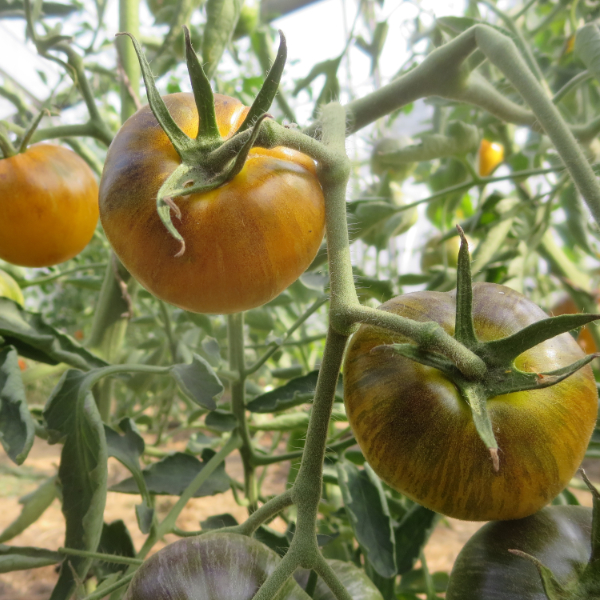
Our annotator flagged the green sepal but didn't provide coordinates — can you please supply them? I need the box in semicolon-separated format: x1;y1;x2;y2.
483;314;600;367
485;354;599;398
183;26;220;141
370;343;457;377
454;225;477;346
238;30;287;133
116;32;192;157
508;550;572;600
461;383;499;471
155;115;270;253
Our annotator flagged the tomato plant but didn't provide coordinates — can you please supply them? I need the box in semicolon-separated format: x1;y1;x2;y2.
0;144;99;267
4;1;600;600
343;282;598;521
446;505;594;599
99;93;325;315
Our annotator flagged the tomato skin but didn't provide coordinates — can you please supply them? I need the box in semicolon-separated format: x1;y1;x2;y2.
99;93;326;315
446;505;592;599
343;282;598;521
124;532;310;600
0;144;99;267
478;139;504;177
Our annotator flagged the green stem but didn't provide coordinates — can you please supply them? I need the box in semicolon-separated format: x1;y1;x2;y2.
134;433;242;563
553;71;592;104
59;547;142;566
474;25;600;226
236;489;294;535
228;313;258;513
0;127;17;157
314;555;354;600
246;296;328;375
158;300;178;363
79;572;135;600
21;263;107;288
118;0;140;123
479;1;547;90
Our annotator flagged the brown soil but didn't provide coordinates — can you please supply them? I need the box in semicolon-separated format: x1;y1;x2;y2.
0;437;597;600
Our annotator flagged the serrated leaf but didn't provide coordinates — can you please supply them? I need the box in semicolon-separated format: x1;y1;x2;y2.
0;346;34;464
0;545;61;572
171;353;223;410
0;299;107;370
0;476;57;543
395;505;438;574
43;369;107;600
336;461;396;578
95;520;136;579
110;450;229;497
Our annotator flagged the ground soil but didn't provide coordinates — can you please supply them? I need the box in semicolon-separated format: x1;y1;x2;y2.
0;437;597;600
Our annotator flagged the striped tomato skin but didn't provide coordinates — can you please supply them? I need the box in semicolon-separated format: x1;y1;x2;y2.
343;282;597;521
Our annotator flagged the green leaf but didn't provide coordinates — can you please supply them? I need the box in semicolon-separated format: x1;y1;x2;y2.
0;545;61;573
43;370;108;600
336;461;397;578
202;0;243;79
0;299;107;370
171;353;224;410
205;409;237;431
576;24;600;82
247;371;342;413
0;476;57;543
104;419;154;534
398;569;449;593
395;505;439;574
95;520;136;579
0;346;34;464
110;449;230;497
255;525;290;557
200;513;238;530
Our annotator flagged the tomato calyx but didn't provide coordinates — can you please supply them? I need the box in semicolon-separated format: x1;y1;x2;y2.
507;473;600;600
119;27;288;255
372;226;600;471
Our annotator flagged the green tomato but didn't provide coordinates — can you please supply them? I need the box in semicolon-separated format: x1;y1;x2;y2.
446;505;594;599
420;234;466;272
124;532;311;600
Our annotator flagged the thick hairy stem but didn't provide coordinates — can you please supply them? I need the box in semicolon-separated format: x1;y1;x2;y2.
314;555;354;600
236;490;294;535
474;25;600;226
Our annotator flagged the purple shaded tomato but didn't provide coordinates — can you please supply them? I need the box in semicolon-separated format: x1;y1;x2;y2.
343;282;598;521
